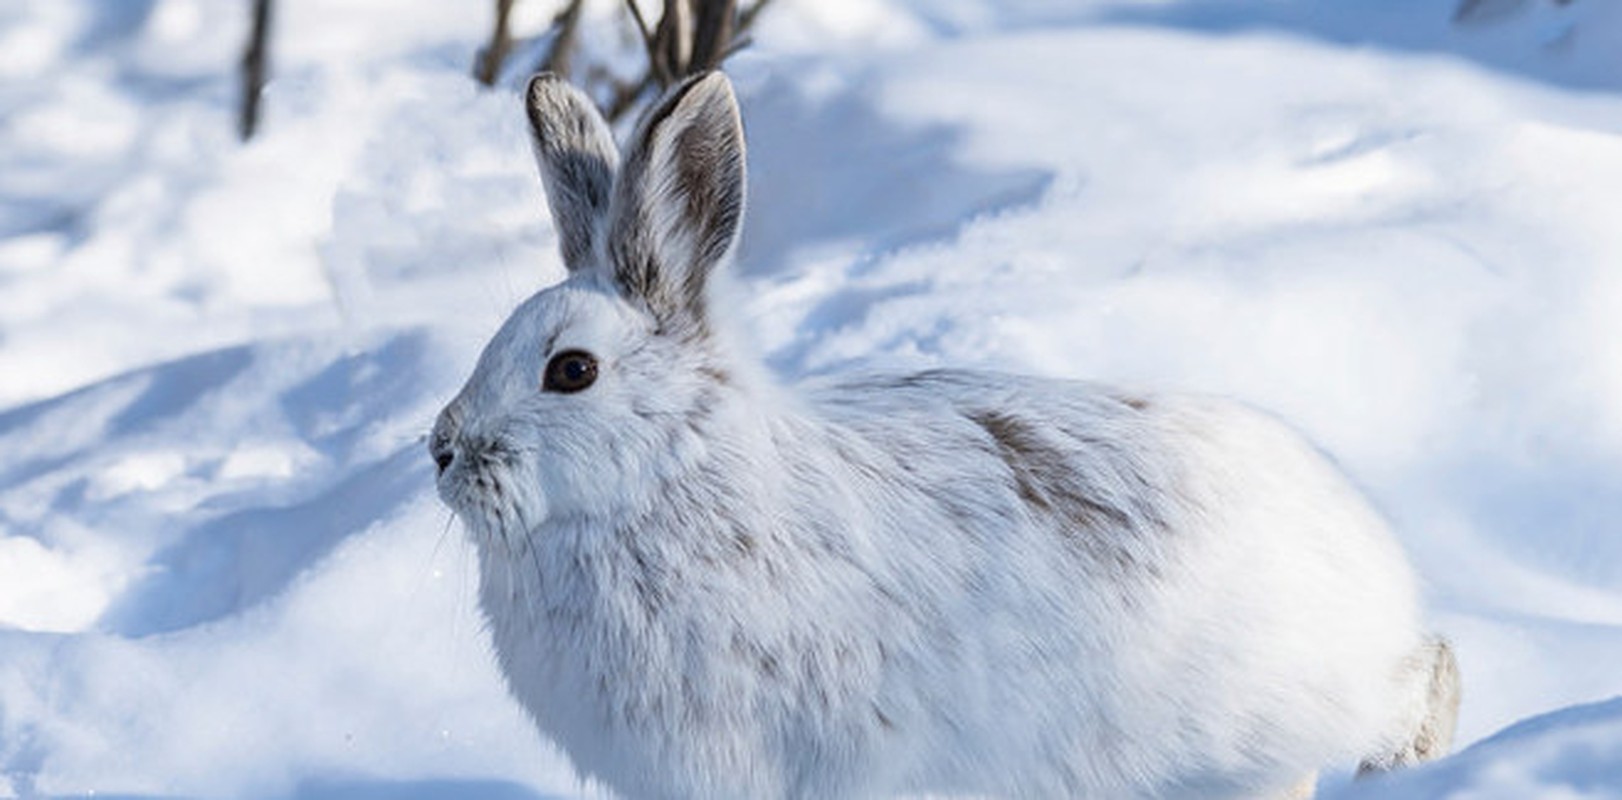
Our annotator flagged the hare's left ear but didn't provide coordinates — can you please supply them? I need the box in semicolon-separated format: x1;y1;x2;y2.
606;71;745;332
526;73;619;273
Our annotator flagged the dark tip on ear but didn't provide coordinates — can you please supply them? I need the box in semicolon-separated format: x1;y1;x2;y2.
683;71;737;111
524;73;577;132
526;72;561;97
646;71;732;123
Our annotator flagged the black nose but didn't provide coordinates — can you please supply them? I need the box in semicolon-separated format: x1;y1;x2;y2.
431;439;454;475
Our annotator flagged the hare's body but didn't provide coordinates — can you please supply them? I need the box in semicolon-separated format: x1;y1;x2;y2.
435;73;1459;799
472;369;1431;798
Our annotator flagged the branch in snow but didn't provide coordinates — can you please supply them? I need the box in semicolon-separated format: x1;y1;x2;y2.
239;0;273;141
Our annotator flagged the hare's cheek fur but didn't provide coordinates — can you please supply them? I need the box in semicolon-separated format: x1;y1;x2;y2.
440;347;721;527
432;416;547;539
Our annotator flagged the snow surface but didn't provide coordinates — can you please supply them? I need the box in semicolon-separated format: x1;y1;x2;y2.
2;0;1622;796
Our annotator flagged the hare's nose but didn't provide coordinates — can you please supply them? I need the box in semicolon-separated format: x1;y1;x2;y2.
430;436;455;476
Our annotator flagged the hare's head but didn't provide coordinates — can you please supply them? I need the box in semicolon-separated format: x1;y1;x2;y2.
432;72;746;535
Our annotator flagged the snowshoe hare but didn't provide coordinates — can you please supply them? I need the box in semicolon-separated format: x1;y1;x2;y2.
431;72;1461;799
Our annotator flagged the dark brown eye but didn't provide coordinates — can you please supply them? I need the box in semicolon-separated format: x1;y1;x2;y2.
543;350;599;393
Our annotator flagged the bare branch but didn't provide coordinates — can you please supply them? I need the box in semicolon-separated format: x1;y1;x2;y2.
624;0;656;51
474;0;518;87
649;0;691;86
606;73;658;122
238;0;273;141
689;0;736;72
609;0;778;120
539;0;588;76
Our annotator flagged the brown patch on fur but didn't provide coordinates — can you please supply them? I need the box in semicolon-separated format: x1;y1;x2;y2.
698;363;731;386
973;411;1128;530
1119;395;1150;411
874;706;895;730
970;410;1157;576
730;633;781;679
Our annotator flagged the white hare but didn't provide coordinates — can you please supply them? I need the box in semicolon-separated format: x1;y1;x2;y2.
431;72;1460;800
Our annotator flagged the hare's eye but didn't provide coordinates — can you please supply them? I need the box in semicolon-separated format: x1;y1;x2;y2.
543;350;599;393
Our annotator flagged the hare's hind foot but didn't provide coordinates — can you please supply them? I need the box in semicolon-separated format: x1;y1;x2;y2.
1267;772;1317;800
1360;635;1462;775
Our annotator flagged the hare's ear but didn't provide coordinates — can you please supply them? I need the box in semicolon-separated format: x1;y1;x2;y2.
525;73;619;273
606;71;745;332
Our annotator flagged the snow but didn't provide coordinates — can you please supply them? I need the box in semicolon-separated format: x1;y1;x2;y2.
2;0;1621;796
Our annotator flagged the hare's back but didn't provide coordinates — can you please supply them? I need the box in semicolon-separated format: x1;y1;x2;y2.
817;367;1417;620
812;367;1407;568
810;368;1177;573
808;369;1425;792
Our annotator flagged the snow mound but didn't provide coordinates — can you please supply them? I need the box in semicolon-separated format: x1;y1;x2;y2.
1343;697;1622;799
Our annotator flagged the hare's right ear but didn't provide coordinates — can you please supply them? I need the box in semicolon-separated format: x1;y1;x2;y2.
603;72;744;333
525;74;619;273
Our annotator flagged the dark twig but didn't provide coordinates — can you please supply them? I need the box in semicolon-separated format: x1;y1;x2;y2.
238;0;273;141
606;73;658;122
540;0;588;76
689;0;736;72
550;0;779;122
475;0;518;86
651;0;690;87
624;0;657;53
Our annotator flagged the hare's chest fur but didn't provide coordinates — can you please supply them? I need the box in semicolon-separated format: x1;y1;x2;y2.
475;497;921;799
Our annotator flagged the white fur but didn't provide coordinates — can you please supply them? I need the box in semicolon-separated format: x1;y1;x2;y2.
432;73;1446;800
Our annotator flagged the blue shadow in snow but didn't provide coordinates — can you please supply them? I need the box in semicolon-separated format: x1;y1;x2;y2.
735;69;1052;280
94;331;437;637
733;69;1051;378
281;332;432;461
1328;696;1622;798
0;345;255;491
1086;0;1620;94
34;777;560;800
98;445;429;637
885;1;1617;95
293;778;565;800
42;796;189;800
